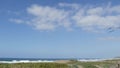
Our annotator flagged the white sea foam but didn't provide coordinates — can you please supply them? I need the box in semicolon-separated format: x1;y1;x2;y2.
0;58;118;63
78;59;106;62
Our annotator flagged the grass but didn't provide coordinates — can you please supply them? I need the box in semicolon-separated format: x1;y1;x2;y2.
0;59;119;68
68;59;118;68
0;63;69;68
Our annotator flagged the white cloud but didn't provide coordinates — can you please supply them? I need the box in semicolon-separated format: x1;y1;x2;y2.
110;5;120;13
87;7;104;15
10;3;120;32
58;3;80;9
26;4;72;31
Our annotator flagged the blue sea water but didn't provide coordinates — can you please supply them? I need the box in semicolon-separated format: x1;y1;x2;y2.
0;58;77;61
0;58;106;63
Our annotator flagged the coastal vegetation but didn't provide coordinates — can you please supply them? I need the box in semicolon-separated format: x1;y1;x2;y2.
68;59;119;68
0;59;120;68
0;63;69;68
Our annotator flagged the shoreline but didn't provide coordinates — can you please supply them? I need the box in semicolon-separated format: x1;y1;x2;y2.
0;58;118;63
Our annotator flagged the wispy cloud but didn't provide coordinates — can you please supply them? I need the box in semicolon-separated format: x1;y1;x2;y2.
10;3;120;32
98;36;120;41
9;19;24;24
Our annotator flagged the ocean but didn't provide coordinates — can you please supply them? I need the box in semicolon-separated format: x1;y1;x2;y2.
0;58;77;63
0;58;107;63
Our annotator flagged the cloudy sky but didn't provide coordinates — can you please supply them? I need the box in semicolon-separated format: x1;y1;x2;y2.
0;0;120;58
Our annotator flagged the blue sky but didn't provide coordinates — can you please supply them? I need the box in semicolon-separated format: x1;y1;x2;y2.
0;0;120;58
